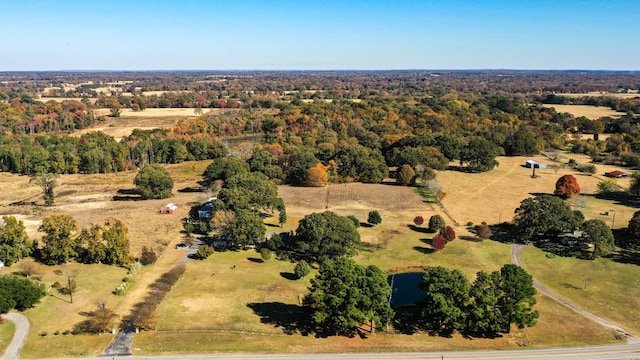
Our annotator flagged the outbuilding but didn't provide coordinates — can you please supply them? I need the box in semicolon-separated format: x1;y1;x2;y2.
604;170;628;178
525;160;547;169
161;203;178;214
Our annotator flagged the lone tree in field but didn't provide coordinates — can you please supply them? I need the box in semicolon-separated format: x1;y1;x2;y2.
293;211;361;262
554;174;581;199
30;173;58;206
432;235;447;251
134;164;174;200
429;214;446;232
368;210;382;226
514;195;583;243
413;216;424;227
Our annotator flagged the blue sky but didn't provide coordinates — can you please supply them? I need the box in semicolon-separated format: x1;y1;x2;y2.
1;0;638;71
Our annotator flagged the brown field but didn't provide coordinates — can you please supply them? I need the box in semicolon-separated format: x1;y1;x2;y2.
541;104;627;119
436;154;634;228
556;92;639;99
92;107;222;118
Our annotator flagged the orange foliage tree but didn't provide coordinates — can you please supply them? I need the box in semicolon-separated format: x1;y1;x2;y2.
554;174;581;198
306;163;329;187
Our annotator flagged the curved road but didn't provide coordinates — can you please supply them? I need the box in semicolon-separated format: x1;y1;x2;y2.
0;313;29;360
512;244;637;341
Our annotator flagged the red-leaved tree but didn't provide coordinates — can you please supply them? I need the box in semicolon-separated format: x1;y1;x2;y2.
439;226;456;242
432;235;446;251
413;216;424;227
554;174;581;199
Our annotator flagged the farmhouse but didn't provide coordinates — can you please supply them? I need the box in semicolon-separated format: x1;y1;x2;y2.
525;160;547;169
161;203;178;214
198;197;217;219
604;170;628;178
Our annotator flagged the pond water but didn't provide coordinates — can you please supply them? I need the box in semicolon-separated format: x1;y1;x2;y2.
388;272;426;308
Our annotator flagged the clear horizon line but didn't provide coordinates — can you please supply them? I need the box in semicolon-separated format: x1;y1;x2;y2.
1;68;639;73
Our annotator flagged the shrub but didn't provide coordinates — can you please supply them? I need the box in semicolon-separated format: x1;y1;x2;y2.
139;246;158;265
429;214;445;231
260;248;272;261
294;260;311;279
193;245;214;260
368;210;382;225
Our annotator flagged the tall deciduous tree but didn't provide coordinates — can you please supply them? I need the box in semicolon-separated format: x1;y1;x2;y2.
305;258;393;336
429;214;445;232
460;137;500;172
513;195;583;243
294;211;361;262
0;216;33;266
397;164;416;185
202;156;250;187
439;226;456;242
134;164;174;200
419;266;470;335
582;219;615;258
306;163;329;187
496;264;539;333
0;275;46;313
466;271;503;336
432;235;447;251
368;210;382;226
554;174;581;199
30;172;58;206
39;215;79;265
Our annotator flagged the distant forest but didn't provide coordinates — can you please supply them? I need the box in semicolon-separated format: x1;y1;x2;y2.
0;71;639;185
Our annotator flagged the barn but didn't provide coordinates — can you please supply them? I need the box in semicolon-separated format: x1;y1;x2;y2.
604;170;628;178
161;203;178;214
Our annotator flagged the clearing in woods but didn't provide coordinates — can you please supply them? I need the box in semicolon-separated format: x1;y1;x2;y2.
541;104;627;119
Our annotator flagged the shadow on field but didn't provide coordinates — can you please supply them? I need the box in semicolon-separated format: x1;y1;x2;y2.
607;249;640;266
488;223;517;244
247;257;264;263
177;186;204;193
592;191;640;208
279;272;298;280
113;189;143;201
392;306;422;334
408;224;433;233
413;246;435;254
247;302;314;336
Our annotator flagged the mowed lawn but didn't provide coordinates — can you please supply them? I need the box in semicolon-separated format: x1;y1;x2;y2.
135;180;623;355
519;246;640;336
0;318;15;356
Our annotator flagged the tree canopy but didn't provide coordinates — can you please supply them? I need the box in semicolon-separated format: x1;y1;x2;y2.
134;164;174;200
305;258;393;336
0;216;33;266
0;275;46;313
513;195;583;243
293;211;361;262
38;215;79;265
554;174;581;199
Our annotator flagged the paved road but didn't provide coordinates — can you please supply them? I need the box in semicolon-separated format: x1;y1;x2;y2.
0;313;29;360
30;342;640;360
512;244;637;341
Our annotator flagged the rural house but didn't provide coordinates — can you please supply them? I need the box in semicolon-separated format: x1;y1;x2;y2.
198;197;217;219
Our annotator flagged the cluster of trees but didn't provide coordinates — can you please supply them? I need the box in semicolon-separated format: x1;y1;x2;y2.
35;215;132;266
514;195;615;258
419;265;538;336
202;157;286;247
0;216;33;266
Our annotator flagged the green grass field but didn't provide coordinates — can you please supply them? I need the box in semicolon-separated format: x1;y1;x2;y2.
0;318;16;356
519;246;640;335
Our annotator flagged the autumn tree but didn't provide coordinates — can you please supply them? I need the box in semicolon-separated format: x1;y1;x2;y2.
397;164;416;185
306;163;329;187
439;226;456;242
432;235;447;251
413;216;424;227
0;216;33;266
554;174;581;199
38;215;79;265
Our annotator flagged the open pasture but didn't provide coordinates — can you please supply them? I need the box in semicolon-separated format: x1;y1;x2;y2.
541;104;627;119
436;155;634;229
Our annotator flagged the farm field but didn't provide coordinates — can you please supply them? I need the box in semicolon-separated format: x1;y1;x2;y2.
436;154;634;229
555;92;639;99
541;104;627;119
0;153;638;357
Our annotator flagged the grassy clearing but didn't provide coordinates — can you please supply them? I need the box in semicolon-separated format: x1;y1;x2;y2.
540;104;627;119
519;246;640;335
0;318;15;356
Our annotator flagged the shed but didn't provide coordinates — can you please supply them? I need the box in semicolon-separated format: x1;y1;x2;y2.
604;170;628;178
525;160;547;169
161;203;178;214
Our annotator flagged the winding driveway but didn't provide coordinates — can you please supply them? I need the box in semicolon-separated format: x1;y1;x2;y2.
0;313;29;360
512;244;637;342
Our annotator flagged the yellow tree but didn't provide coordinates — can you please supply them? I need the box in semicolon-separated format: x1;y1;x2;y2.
306;163;329;187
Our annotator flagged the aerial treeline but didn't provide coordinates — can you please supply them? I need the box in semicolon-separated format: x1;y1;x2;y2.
0;214;133;267
0;129;226;175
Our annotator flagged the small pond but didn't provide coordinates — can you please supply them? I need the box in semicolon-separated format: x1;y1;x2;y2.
388;272;426;308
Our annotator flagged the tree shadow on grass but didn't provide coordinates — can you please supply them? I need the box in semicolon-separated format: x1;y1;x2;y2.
247;302;314;336
280;272;298;280
592;191;640;208
392;306;422;334
408;224;433;234
247;257;264;263
460;235;483;242
488;223;518;244
177;186;204;193
607;249;640;266
413;246;435;255
360;222;373;228
113;189;143;201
